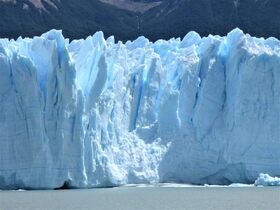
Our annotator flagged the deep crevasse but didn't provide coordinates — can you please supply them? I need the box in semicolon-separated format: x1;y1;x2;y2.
0;28;279;189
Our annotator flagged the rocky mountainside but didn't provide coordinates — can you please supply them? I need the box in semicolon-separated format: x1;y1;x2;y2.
140;0;280;40
0;0;139;40
0;0;280;41
98;0;162;13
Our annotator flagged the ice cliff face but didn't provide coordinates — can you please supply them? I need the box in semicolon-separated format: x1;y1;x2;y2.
0;28;279;189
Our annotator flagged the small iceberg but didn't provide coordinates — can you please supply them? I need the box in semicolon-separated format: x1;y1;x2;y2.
254;174;280;186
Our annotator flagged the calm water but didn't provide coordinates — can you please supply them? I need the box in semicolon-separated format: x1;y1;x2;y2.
0;186;279;210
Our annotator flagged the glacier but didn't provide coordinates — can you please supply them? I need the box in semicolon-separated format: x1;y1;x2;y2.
0;28;279;189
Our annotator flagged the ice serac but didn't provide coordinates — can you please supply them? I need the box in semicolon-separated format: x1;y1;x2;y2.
0;28;279;189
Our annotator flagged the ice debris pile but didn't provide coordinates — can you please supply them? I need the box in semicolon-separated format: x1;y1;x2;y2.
254;173;280;186
0;28;279;189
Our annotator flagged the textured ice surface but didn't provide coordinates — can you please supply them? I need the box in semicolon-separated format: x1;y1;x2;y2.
0;28;279;189
254;173;280;186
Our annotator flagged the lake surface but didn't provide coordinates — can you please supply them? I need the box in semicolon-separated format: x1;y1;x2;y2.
0;186;279;210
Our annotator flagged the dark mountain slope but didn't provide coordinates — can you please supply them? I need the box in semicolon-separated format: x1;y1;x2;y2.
0;0;139;40
0;0;280;41
140;0;280;40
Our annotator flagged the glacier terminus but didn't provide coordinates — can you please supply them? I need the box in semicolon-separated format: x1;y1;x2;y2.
0;28;279;189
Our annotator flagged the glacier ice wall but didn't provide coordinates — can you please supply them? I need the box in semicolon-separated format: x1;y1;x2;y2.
0;28;279;189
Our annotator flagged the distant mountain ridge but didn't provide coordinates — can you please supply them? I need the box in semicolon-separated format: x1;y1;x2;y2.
97;0;162;13
0;0;279;41
0;0;59;10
